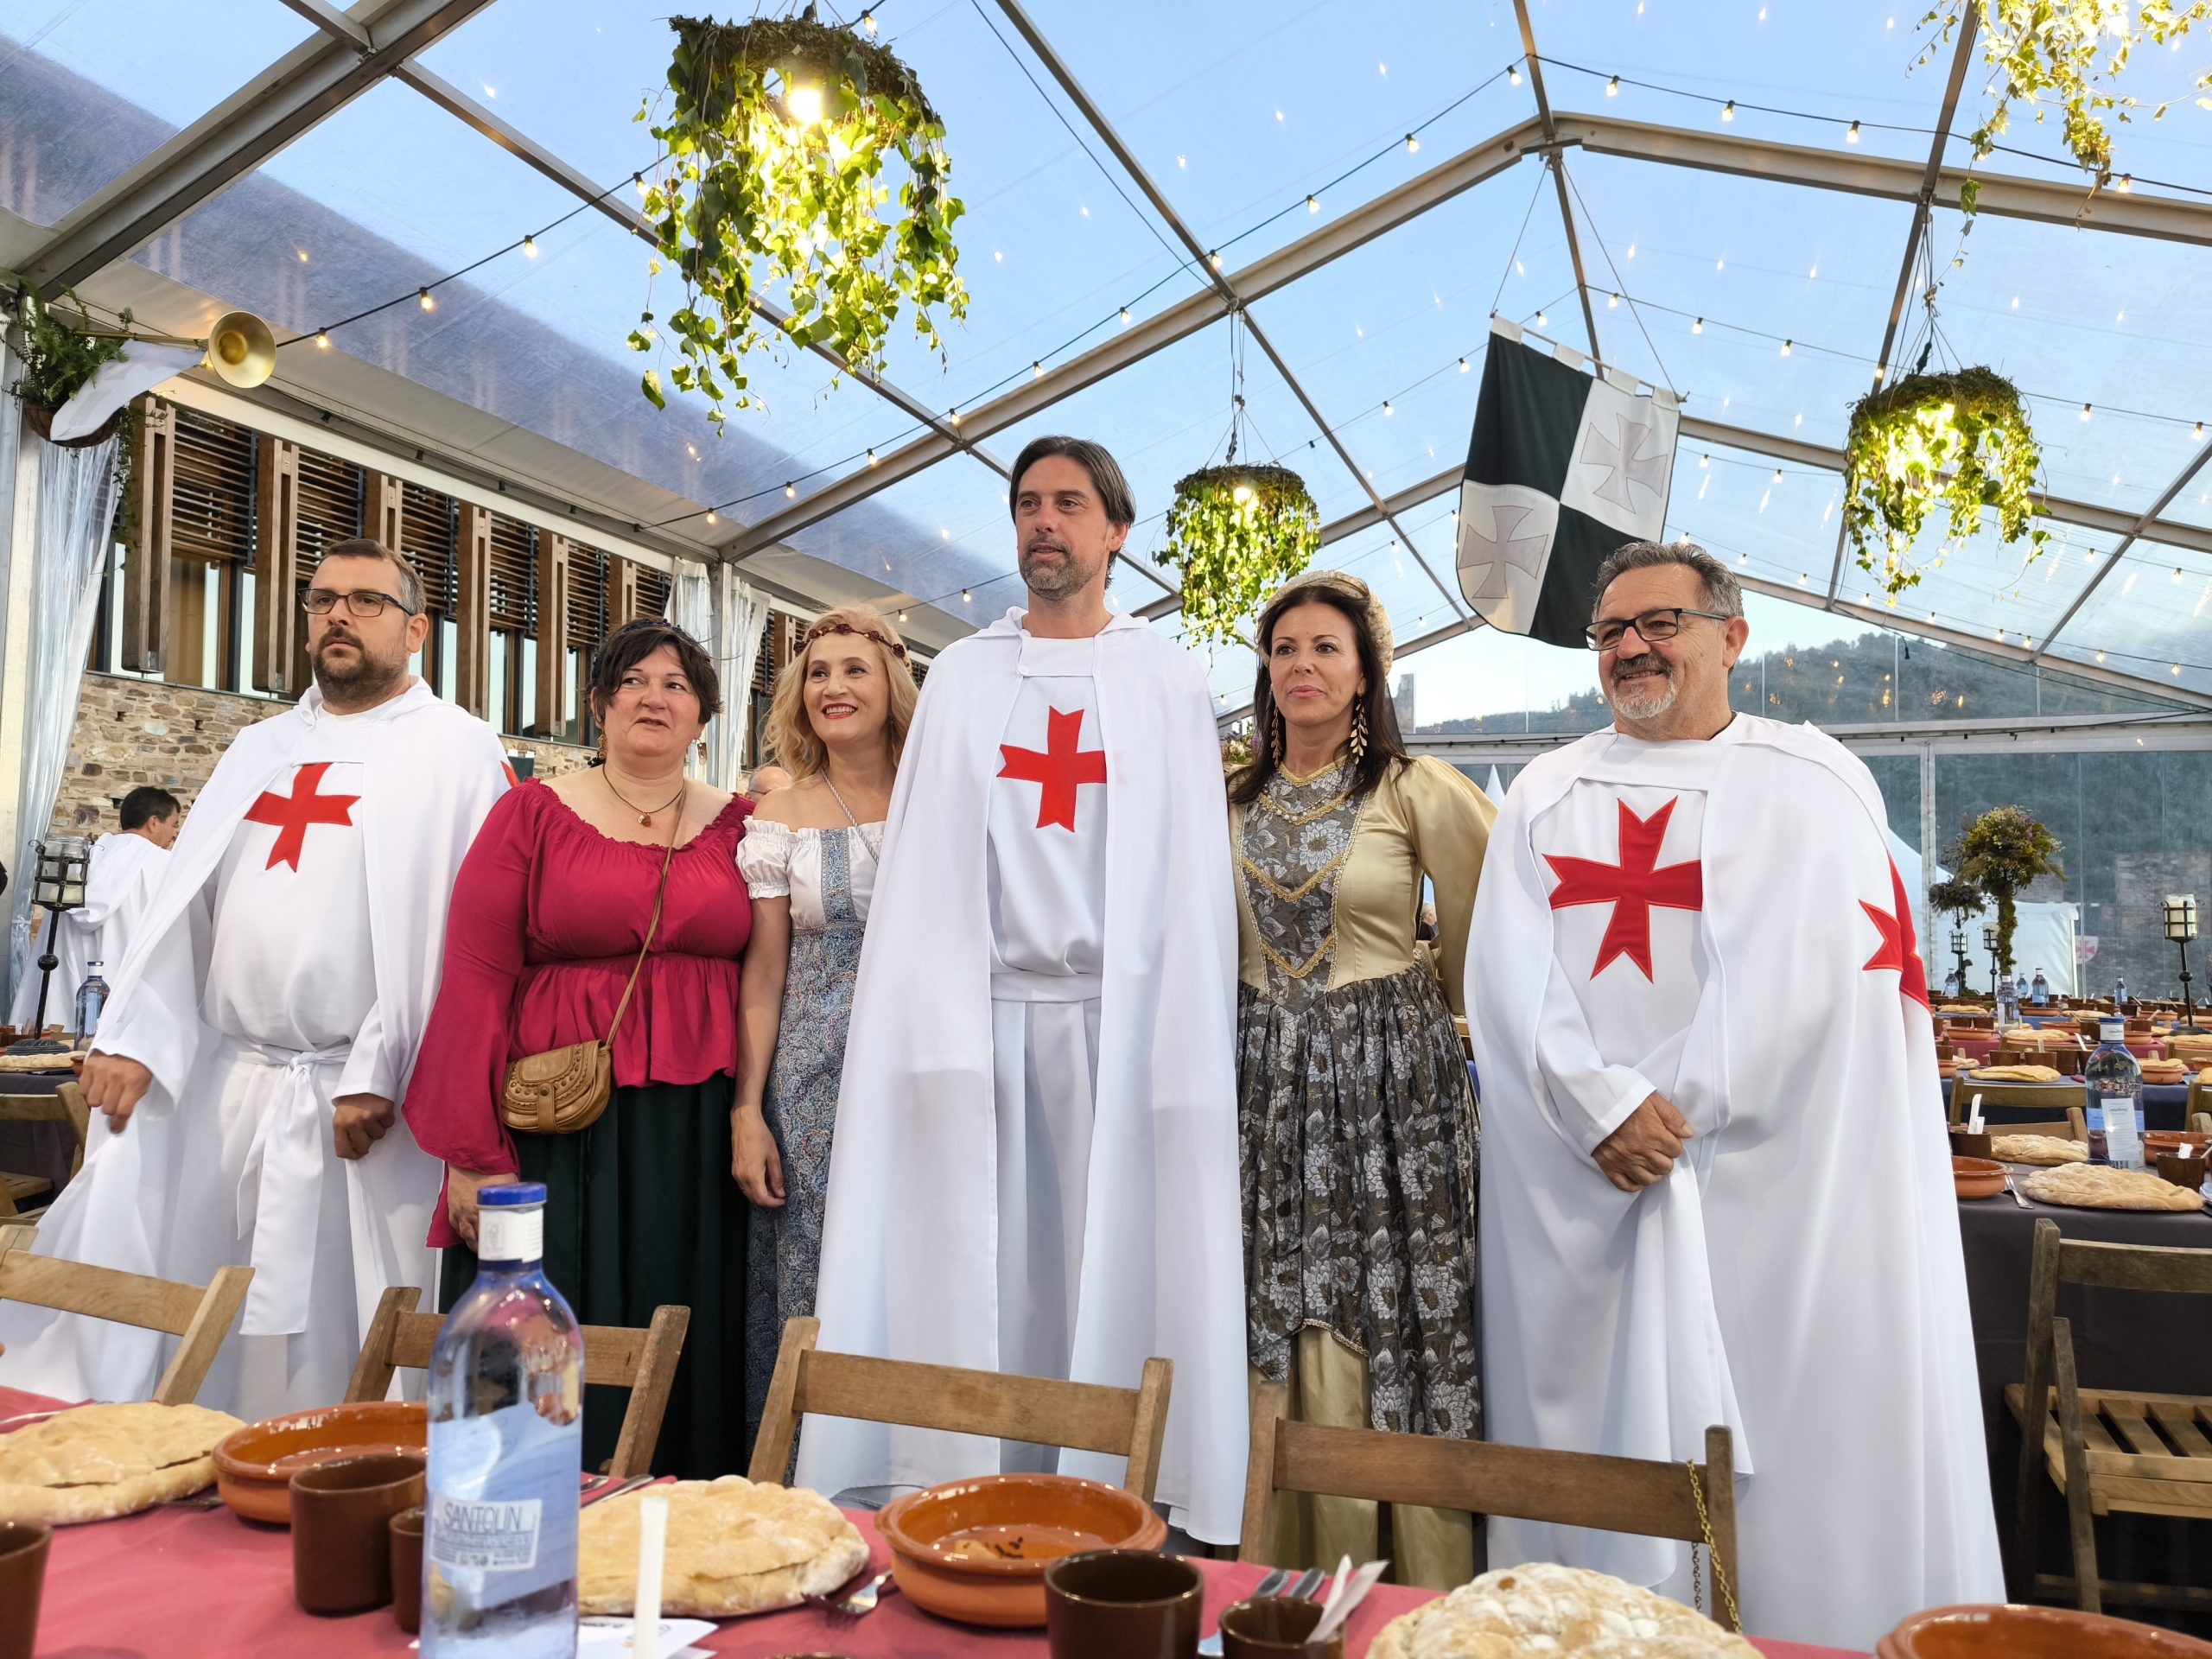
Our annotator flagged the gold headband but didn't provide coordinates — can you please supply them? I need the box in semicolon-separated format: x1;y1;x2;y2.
1267;569;1394;680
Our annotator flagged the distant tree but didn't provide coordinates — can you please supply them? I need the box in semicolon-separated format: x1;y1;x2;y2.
1949;807;2064;976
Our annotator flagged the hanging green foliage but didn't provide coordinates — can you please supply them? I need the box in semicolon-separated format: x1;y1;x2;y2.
1928;876;1986;922
1920;0;2212;213
1841;365;2048;596
1948;805;2064;976
1162;464;1323;645
3;282;131;414
633;16;969;429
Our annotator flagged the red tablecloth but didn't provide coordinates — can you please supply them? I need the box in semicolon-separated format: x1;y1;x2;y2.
24;1497;1858;1658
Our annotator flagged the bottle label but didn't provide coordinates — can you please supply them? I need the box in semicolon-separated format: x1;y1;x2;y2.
431;1495;543;1571
480;1206;543;1263
428;1396;579;1605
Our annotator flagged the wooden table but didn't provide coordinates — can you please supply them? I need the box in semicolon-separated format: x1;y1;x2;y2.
0;1067;79;1204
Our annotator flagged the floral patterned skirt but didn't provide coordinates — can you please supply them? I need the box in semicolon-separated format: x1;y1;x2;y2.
1238;959;1481;1440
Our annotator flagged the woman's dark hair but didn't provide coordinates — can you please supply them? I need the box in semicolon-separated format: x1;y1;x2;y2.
1226;579;1407;809
588;618;723;735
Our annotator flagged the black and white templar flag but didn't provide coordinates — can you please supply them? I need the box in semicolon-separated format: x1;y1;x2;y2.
1456;316;1681;648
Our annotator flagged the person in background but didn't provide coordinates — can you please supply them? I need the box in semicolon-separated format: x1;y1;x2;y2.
733;606;914;1438
1230;570;1494;1590
7;787;182;1031
1471;540;2000;1646
746;763;794;798
404;619;753;1478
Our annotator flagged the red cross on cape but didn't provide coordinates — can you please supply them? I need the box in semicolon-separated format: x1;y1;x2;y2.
1544;796;1705;981
998;706;1108;832
1859;857;1931;1010
244;761;359;871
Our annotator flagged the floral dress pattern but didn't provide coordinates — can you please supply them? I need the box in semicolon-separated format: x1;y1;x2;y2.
1236;761;1482;1440
736;819;876;1433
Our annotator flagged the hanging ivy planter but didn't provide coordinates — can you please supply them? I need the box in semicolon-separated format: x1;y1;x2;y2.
633;16;969;429
1840;365;2049;596
1162;464;1323;645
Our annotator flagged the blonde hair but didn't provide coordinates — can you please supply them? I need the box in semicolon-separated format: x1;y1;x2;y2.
762;605;918;783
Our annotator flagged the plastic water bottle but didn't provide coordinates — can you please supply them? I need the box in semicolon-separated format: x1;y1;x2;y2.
1943;965;1962;1001
72;961;108;1046
424;1183;582;1657
2083;1020;2144;1169
1996;970;2021;1030
2113;973;2130;1012
2031;967;2050;1008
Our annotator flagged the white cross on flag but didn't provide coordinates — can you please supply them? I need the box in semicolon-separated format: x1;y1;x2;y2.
1455;316;1681;648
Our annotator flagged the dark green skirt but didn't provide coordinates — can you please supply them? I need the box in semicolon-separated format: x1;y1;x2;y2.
441;1076;747;1479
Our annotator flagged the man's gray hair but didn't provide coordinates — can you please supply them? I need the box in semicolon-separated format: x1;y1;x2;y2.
1591;539;1743;623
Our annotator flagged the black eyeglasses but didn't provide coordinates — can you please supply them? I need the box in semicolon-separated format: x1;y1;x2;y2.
303;588;416;619
1585;607;1732;652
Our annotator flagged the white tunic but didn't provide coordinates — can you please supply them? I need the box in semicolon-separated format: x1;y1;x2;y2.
989;636;1108;980
9;833;168;1031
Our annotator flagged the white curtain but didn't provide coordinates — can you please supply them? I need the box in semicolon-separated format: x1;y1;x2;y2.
6;428;123;1012
671;560;712;782
704;562;771;790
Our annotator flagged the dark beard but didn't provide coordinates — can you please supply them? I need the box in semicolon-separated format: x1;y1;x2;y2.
1020;543;1103;601
312;640;409;703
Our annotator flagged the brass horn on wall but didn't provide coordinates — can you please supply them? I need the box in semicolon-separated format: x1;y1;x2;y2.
204;310;276;389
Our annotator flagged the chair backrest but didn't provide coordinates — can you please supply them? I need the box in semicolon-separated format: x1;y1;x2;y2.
1952;1084;2084;1124
344;1287;690;1479
2192;1111;2211;1135
0;1082;92;1179
0;1229;251;1406
748;1316;1173;1501
1241;1384;1739;1620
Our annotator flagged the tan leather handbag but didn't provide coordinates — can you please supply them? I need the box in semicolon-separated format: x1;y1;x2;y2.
499;811;680;1136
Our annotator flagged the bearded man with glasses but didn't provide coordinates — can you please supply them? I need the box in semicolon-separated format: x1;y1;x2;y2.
1467;540;2002;1646
0;538;512;1419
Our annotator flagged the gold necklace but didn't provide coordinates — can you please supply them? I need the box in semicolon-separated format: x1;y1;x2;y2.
601;769;687;827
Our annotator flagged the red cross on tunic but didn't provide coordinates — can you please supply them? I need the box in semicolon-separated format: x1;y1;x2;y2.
243;761;360;872
1859;857;1931;1010
998;706;1108;832
1544;797;1704;981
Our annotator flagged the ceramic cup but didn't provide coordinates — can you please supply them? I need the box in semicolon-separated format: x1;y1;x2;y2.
289;1452;426;1616
0;1522;51;1659
390;1504;427;1634
1044;1549;1203;1659
1219;1593;1347;1659
1948;1128;1993;1160
2155;1152;2209;1191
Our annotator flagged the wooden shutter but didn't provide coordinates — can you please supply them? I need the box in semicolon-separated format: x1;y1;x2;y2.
365;472;404;552
453;503;491;716
296;448;363;564
567;543;607;658
251;435;300;694
486;514;537;632
607;557;641;631
121;402;175;673
536;534;571;731
634;564;671;622
169;406;255;566
398;483;455;615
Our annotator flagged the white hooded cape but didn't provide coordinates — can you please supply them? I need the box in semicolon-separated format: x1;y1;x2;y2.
0;680;508;1403
795;607;1249;1541
1470;715;2002;1650
9;832;167;1028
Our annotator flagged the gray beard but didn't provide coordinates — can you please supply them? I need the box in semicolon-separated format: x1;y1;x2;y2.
1020;543;1103;601
1608;656;1679;721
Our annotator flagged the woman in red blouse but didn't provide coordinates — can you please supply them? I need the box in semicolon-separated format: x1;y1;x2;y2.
404;619;752;1478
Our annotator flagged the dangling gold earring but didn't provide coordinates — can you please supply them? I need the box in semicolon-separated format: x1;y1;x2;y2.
1270;708;1286;765
1348;701;1368;766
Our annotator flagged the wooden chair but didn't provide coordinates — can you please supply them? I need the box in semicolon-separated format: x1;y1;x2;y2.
2006;1221;2212;1617
0;1229;251;1406
2191;1111;2210;1136
1952;1084;2083;1124
0;1083;92;1220
1978;1112;2084;1142
1241;1385;1741;1626
345;1287;689;1479
749;1316;1173;1502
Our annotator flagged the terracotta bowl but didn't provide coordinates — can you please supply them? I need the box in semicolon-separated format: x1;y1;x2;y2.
2145;1131;2211;1159
1952;1155;2007;1200
876;1473;1169;1628
214;1402;428;1526
1878;1603;2212;1658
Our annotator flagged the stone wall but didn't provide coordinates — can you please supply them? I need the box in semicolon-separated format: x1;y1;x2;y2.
47;672;594;835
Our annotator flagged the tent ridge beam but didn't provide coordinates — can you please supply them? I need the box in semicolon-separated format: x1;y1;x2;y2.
2032;438;2212;659
22;0;499;294
1511;0;1605;372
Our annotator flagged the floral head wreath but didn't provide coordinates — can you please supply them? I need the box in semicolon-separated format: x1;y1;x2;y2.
1266;569;1394;680
803;618;909;661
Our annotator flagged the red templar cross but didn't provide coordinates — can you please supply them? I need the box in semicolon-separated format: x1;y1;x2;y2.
998;707;1108;832
1544;797;1704;981
244;761;360;872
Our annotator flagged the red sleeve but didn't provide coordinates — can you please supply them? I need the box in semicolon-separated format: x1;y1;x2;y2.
403;785;534;1185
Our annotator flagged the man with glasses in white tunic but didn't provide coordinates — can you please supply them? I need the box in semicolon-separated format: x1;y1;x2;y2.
0;540;509;1418
799;437;1249;1544
1470;541;2003;1649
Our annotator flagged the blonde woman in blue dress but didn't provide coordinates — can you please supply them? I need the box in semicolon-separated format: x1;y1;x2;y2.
734;606;916;1435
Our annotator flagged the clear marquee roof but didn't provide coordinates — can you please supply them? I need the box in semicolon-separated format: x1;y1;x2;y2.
4;0;2210;729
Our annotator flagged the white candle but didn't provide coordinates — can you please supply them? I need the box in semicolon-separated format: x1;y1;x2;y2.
634;1492;670;1659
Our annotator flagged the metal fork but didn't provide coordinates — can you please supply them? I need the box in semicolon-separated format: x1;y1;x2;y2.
805;1567;898;1619
1198;1566;1297;1656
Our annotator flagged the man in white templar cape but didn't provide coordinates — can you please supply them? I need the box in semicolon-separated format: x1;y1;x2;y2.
796;436;1249;1541
9;785;179;1031
1470;541;2002;1649
0;539;509;1419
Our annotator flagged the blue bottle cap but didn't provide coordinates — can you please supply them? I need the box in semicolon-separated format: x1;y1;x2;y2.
480;1182;548;1207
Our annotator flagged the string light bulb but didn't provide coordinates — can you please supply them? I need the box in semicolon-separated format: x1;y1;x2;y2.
786;83;824;124
1404;133;1420;153
1605;74;1621;96
315;330;331;349
1772;467;1783;483
1458;357;1469;372
1721;99;1735;121
522;234;538;257
2117;174;2133;194
1847;119;1861;143
1032;360;1044;379
867;448;879;466
860;9;877;34
1119;307;1132;325
1382;400;1395;416
1535;309;1548;326
2080;402;2093;421
1699;454;1710;467
1208;250;1223;270
1306;194;1319;213
1509;65;1522;85
897;610;908;623
1779;339;1791;355
1692;316;1704;334
705;510;718;524
962;589;972;603
417;287;435;311
784;481;797;499
2194;421;2205;442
